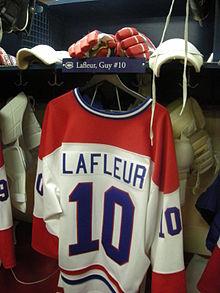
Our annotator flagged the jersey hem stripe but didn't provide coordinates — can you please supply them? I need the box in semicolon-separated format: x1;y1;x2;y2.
60;264;124;293
61;273;116;293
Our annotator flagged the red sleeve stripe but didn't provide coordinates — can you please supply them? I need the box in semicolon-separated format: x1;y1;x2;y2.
151;270;187;293
32;216;58;260
0;227;15;269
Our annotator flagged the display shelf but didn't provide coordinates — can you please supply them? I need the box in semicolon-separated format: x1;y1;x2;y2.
203;62;220;69
1;60;220;75
0;63;58;72
0;58;148;73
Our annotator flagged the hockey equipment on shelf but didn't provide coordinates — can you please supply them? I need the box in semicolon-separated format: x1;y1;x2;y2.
0;47;16;65
68;27;155;61
115;27;156;61
16;44;70;69
149;38;203;77
68;30;117;58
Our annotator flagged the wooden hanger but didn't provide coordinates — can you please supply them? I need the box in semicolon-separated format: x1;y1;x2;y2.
81;74;146;102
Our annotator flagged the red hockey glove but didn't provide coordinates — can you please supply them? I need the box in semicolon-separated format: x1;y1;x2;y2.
68;30;117;58
115;27;155;61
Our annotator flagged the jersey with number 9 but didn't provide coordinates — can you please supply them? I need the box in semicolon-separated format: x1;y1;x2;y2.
0;141;15;269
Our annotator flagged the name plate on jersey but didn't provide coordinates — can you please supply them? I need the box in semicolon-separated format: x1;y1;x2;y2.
60;142;150;192
62;57;147;73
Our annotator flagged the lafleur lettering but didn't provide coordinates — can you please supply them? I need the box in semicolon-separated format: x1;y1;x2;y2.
76;62;97;69
62;152;147;190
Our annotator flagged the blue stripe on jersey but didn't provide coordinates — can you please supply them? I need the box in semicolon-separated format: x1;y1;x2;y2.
61;274;116;293
73;87;152;119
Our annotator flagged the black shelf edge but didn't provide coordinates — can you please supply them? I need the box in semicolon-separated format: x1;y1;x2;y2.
203;62;220;69
0;61;220;73
0;63;59;72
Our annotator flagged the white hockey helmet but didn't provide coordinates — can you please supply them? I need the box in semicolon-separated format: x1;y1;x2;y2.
149;38;203;77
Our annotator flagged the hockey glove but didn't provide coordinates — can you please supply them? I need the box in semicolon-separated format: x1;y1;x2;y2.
68;30;117;58
115;27;155;61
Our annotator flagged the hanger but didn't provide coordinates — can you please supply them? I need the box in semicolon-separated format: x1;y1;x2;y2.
48;70;64;87
81;74;146;102
89;83;122;111
14;71;28;87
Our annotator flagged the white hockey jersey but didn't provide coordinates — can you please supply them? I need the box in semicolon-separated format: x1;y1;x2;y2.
0;140;15;269
32;88;186;293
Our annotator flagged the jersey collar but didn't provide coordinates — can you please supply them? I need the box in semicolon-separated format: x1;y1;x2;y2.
73;87;152;119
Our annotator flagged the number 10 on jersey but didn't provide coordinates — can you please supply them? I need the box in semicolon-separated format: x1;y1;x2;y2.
69;182;135;266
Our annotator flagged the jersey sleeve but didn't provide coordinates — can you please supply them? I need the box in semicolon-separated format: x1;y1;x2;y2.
148;107;186;293
197;237;220;293
195;172;220;252
32;102;62;259
0;142;15;269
